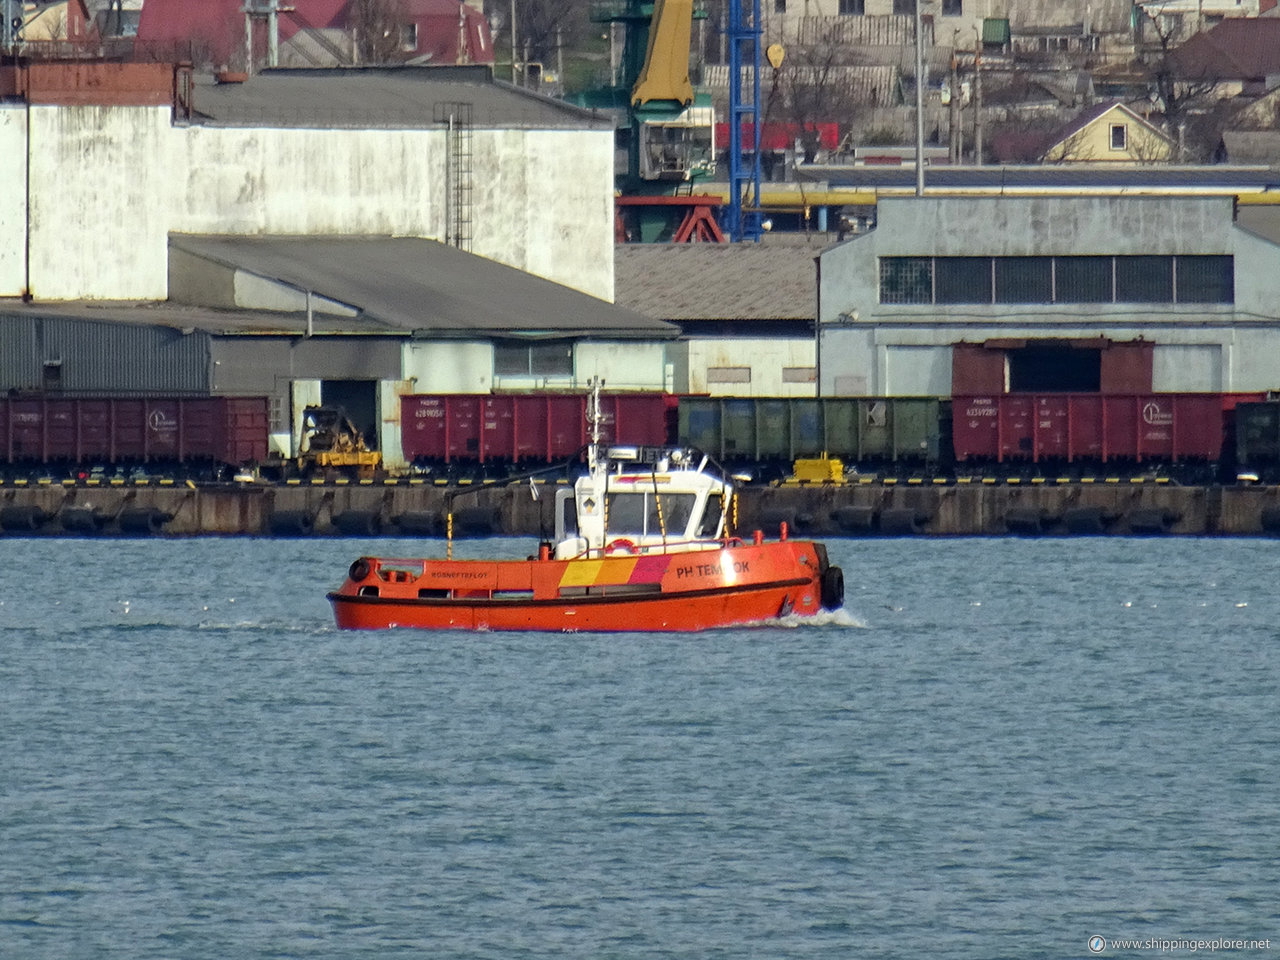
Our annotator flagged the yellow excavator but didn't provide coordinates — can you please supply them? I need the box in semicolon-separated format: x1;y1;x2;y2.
297;406;381;478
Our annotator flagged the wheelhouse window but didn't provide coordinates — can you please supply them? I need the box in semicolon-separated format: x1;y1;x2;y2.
606;492;697;538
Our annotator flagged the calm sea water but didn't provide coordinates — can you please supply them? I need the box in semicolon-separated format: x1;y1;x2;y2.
2;535;1277;960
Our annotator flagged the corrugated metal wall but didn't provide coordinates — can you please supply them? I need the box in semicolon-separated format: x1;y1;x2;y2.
0;314;211;393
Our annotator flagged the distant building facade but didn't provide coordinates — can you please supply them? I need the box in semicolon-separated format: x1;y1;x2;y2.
818;195;1280;397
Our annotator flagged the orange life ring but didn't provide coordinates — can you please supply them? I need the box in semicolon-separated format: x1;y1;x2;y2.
604;538;638;555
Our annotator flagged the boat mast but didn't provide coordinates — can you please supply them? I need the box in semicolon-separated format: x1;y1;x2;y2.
586;377;604;475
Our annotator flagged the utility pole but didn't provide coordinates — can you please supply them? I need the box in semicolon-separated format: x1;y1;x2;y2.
973;27;983;166
948;44;959;164
509;0;518;84
914;0;925;196
1;0;16;53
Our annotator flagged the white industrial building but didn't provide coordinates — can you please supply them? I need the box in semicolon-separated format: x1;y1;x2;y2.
0;62;616;302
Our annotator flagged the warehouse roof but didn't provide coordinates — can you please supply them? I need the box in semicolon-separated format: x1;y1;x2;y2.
167;235;671;337
613;235;824;323
799;163;1280;192
189;65;610;130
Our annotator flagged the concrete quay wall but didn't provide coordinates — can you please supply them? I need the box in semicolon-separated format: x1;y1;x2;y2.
3;480;1280;538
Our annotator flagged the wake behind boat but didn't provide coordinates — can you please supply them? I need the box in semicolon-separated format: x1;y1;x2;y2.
328;384;843;632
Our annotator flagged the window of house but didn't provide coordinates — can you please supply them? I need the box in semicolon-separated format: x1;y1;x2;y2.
399;23;418;51
893;0;916;14
1110;123;1127;150
838;0;865;12
942;0;962;14
494;341;573;377
879;257;933;304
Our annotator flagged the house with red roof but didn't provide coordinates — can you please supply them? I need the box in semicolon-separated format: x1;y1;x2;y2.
134;0;491;70
1169;17;1280;96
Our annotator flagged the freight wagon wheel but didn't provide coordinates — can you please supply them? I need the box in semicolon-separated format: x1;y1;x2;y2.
604;538;638;555
820;565;844;610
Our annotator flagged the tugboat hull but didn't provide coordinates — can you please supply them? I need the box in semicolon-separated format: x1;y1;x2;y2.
328;541;841;632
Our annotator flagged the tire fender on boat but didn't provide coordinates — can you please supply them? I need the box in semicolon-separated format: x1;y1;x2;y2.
349;558;373;582
604;538;638;555
820;565;845;610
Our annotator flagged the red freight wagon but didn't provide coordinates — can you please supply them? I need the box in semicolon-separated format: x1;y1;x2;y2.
401;393;674;464
0;396;268;468
952;394;1239;466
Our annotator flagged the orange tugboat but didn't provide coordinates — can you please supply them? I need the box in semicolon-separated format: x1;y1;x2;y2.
328;385;843;632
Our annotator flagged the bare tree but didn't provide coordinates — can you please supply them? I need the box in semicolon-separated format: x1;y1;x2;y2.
350;0;412;65
502;0;591;71
769;27;874;162
1133;7;1220;149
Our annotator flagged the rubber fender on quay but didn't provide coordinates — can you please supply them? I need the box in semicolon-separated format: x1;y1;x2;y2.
1259;505;1280;535
0;504;47;533
267;509;314;537
820;565;845;610
1004;505;1047;535
393;511;442;536
450;505;501;537
1062;505;1109;535
117;507;173;535
1126;507;1180;535
832;505;877;534
333;510;382;537
59;507;105;534
878;507;928;535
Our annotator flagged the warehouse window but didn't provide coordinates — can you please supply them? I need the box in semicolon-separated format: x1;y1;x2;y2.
1176;255;1234;303
880;257;933;304
893;0;916;13
399;23;418;51
494;341;573;377
706;366;752;383
1115;256;1173;302
782;366;816;383
1055;256;1112;302
935;257;991;303
995;257;1052;303
1009;344;1101;392
879;255;1231;305
838;0;864;12
942;0;962;14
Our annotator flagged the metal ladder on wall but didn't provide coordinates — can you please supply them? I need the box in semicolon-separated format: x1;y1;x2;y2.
434;101;474;251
